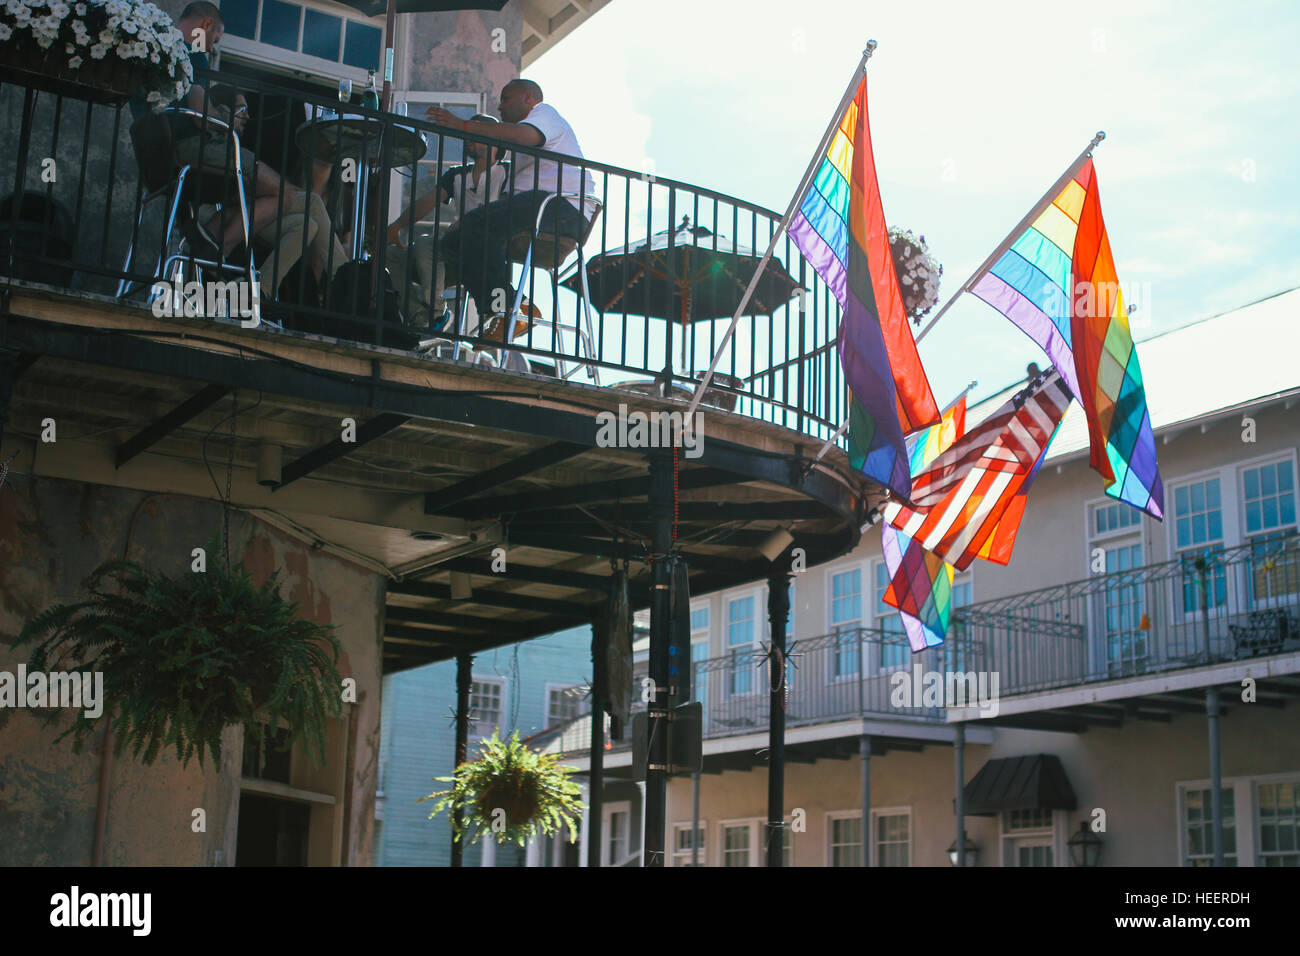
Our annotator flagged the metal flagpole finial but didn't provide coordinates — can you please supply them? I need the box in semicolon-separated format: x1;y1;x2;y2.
1088;130;1106;154
864;40;877;58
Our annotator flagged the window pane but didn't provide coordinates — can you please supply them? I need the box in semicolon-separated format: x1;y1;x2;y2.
260;0;300;51
343;20;382;72
222;0;259;39
302;10;341;61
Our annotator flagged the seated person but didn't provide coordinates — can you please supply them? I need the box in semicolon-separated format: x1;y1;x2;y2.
383;114;510;328
201;86;349;299
126;2;310;263
426;80;597;344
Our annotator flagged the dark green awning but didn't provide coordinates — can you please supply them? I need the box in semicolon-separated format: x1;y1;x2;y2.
963;754;1077;816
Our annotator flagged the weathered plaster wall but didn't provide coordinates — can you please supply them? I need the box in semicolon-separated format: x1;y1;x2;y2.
0;477;383;865
406;6;523;107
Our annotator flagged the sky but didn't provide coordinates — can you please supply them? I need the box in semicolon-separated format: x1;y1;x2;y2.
529;0;1300;407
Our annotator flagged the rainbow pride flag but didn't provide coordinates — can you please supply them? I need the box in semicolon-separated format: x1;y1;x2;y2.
968;158;1163;519
789;75;939;497
881;398;966;651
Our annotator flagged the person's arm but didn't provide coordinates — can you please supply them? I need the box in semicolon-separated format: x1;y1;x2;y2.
424;107;543;147
386;174;452;245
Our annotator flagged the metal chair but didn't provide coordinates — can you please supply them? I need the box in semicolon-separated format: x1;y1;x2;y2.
501;193;603;382
117;108;259;325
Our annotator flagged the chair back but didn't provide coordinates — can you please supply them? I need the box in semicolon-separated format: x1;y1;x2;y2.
508;197;604;272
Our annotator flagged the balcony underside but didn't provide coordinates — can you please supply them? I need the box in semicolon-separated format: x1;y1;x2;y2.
0;284;872;672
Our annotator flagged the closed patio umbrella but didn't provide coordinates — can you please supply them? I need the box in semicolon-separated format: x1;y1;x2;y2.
560;216;803;373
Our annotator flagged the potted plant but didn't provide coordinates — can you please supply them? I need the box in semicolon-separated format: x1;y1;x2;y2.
9;543;344;769
889;226;944;325
422;730;585;846
0;0;193;106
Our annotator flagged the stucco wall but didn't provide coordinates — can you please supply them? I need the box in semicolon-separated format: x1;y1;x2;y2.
0;477;383;865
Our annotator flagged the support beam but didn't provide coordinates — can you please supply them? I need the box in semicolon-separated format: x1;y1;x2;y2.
767;563;791;867
451;652;472;867
1207;688;1224;866
428;441;587;509
389;580;595;617
114;383;230;467
860;735;871;868
954;723;966;868
384;605;536;636
589;612;606;868
431;468;744;520
276;413;410;489
642;450;673;868
438;556;609;593
507;500;833;525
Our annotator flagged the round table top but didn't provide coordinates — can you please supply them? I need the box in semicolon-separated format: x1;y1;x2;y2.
294;113;427;167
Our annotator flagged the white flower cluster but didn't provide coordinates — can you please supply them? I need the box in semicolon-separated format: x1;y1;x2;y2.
889;226;944;324
1;0;193;105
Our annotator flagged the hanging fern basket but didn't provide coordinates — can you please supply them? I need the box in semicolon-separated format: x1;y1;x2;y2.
9;541;344;770
423;730;585;846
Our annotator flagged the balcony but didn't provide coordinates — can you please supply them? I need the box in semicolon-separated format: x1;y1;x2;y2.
0;67;850;447
545;533;1300;757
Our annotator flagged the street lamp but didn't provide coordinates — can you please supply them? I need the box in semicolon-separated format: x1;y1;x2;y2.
1067;820;1104;867
946;837;978;867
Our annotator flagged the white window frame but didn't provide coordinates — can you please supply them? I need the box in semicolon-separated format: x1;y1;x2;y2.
998;808;1063;867
824;809;864;867
1175;777;1244;867
870;558;909;676
1237;453;1300;612
723;588;762;698
1166;467;1234;624
1251;772;1300;867
544;681;585;728
871;806;913;867
718;817;790;867
602;800;632;867
825;561;866;683
469;675;507;740
670;819;708;867
718;817;758;867
214;0;391;86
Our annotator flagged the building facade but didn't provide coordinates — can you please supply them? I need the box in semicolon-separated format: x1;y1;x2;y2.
549;289;1300;867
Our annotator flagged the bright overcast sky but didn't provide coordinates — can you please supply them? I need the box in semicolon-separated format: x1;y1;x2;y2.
529;0;1300;406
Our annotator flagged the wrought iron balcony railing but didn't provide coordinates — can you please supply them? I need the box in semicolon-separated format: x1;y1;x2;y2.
546;533;1300;753
1;68;850;448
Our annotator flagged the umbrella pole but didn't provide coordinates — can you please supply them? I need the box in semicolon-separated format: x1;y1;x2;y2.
381;0;396;112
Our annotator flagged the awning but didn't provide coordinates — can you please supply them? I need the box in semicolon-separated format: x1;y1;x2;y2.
962;754;1077;816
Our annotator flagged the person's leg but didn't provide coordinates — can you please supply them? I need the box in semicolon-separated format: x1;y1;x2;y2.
300;192;348;281
256;211;317;295
440;190;548;318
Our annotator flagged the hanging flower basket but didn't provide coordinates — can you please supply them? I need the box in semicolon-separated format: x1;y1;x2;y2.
889;226;944;325
0;0;193;107
422;730;585;846
8;540;344;769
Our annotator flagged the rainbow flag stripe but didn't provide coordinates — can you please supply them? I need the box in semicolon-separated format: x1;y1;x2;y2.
969;159;1163;519
881;398;966;651
789;75;939;497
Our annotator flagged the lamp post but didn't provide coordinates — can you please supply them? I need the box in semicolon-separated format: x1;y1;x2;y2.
1067;820;1104;867
946;837;978;867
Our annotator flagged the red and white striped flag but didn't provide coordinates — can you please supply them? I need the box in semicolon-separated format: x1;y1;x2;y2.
883;370;1072;570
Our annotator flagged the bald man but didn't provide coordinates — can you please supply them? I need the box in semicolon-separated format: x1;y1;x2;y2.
426;79;597;342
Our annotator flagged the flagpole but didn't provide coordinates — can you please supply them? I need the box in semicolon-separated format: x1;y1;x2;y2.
684;41;877;422
813;379;977;463
913;130;1106;346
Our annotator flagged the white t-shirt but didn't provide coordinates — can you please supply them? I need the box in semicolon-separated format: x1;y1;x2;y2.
512;102;598;220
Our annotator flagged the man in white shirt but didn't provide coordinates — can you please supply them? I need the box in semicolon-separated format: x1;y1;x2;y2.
426;79;596;343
